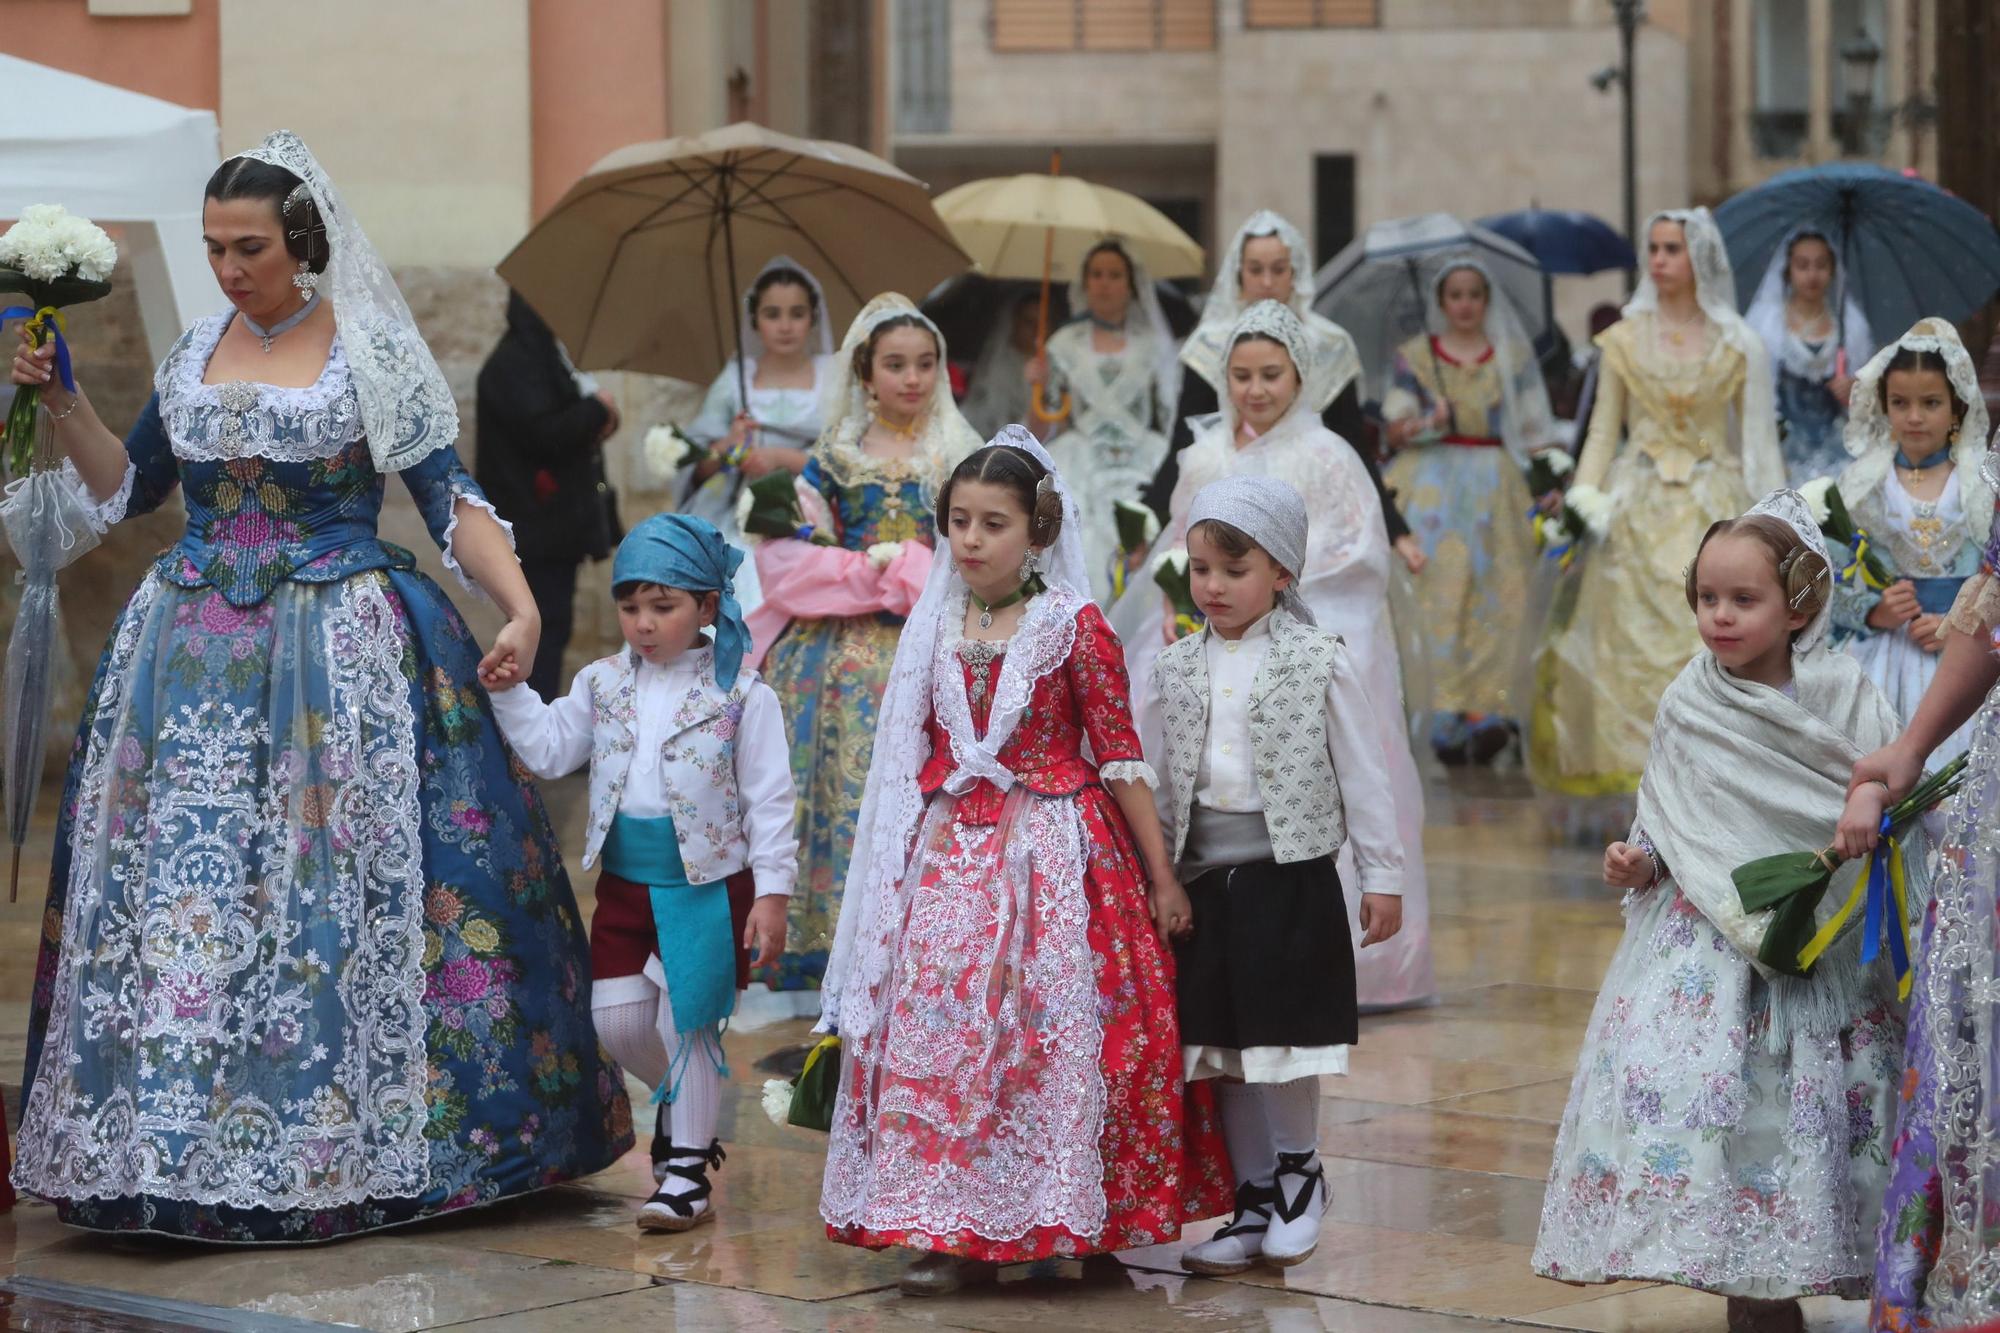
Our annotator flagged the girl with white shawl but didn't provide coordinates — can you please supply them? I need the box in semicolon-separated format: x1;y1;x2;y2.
1819;318;1993;766
1534;490;1912;1326
817;428;1231;1294
1529;208;1784;797
1029;239;1181;603
1119;299;1434;1013
675;257;839;615
1743;228;1873;487
1149;210;1418;569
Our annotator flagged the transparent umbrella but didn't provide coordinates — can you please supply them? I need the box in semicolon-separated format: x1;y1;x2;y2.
0;410;97;899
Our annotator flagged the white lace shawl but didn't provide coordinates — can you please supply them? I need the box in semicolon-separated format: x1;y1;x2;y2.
1743;226;1875;385
815;293;983;500
1838;318;1995;547
241;131;457;474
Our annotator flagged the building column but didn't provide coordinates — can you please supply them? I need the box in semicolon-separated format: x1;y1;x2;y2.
1806;0;1836;159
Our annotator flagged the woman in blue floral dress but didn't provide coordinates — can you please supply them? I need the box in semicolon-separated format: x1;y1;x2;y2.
744;295;980;1011
7;132;630;1242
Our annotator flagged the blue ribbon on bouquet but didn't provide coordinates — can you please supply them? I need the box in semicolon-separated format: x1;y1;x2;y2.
1856;813;1913;1001
2;307;75;393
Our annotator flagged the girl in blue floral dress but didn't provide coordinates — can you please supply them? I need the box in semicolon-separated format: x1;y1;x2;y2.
743;295;981;1010
7;132;629;1242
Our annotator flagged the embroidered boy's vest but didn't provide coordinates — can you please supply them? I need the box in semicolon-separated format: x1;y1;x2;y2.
1154;608;1346;866
579;651;753;885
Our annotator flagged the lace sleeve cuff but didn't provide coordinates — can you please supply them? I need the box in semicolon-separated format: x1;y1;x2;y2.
1099;760;1159;789
440;491;516;596
1945;570;2000;638
62;457;135;531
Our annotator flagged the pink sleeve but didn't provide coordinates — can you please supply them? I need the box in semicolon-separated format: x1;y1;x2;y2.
746;539;935;664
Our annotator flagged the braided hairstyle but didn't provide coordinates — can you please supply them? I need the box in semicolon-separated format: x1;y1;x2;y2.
1683;514;1831;642
937;443;1064;548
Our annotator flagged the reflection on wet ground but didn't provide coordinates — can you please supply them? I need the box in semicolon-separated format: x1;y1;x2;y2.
1;772;1872;1330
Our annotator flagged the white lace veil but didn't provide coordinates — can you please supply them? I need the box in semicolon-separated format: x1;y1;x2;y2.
817;424;1092;1037
960;293;1034;438
739;254;834;362
1410;255;1556;467
1066;239;1181;427
1627;207;1785;498
240;131;457;473
1840;318;1995;546
1743;487;1838;655
817;293;984;497
1744;227;1875;385
1181;210;1362;414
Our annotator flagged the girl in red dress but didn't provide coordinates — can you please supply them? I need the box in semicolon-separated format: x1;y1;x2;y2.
816;426;1231;1294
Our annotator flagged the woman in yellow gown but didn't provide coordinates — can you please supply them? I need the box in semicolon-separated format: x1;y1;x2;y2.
1529;209;1782;795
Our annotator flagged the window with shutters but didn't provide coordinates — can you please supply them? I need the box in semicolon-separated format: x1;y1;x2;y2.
991;0;1216;52
1243;0;1379;27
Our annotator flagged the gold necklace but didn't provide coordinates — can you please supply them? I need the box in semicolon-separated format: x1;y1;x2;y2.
1656;308;1704;349
871;411;921;441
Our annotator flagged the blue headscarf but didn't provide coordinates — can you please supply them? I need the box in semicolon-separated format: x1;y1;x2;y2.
610;513;751;688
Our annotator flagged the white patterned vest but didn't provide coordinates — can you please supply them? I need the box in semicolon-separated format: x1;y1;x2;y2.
578;651;754;884
1153;609;1346;866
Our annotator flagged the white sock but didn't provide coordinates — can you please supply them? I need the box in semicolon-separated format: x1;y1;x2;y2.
1261;1076;1321;1158
1215;1080;1276;1190
656;973;723;1199
594;995;669;1090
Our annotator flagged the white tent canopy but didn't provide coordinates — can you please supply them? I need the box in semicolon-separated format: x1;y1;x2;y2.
0;54;221;366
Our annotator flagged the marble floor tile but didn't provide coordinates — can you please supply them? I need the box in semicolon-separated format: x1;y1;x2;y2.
1328;1107;1562;1180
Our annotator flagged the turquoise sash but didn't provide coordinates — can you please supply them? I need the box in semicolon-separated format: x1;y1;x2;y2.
602;814;734;1104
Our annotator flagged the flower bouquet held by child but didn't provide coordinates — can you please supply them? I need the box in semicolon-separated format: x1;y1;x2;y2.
1534;489;1920;1332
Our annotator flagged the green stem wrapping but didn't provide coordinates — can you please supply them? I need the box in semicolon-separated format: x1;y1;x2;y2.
3;318;49;479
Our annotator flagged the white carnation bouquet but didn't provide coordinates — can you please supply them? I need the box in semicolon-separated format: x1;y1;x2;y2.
643;422;708;486
1;205;118;477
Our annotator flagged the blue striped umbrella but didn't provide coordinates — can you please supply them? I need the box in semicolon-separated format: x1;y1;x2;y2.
1715;164;2000;336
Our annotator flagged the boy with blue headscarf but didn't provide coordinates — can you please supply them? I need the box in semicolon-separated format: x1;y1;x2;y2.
489;513;798;1233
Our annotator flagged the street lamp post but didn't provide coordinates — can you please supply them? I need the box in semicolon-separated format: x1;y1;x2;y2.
1839;26;1884;157
1610;0;1645;286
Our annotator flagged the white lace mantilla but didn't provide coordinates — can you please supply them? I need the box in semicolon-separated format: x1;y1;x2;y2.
158;313;365;465
13;573;432;1210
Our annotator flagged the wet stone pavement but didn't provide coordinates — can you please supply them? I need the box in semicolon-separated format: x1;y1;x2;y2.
0;770;1874;1331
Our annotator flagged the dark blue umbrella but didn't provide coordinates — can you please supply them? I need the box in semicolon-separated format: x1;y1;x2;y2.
1477;208;1635;276
1716;164;2000;337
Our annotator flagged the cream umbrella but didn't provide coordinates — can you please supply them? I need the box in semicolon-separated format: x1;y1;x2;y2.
936;159;1204;426
497;122;971;394
934;172;1205;282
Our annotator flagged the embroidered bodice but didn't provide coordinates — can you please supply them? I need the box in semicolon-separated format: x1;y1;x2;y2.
805;435;936;552
1392;334;1504;441
916;601;1145;823
1584;316;1750;488
117;312;494;608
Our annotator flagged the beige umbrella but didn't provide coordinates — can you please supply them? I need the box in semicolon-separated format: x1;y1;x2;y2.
933;172;1205;283
497;122;971;389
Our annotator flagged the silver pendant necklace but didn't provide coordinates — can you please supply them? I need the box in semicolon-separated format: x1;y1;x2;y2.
241;291;320;353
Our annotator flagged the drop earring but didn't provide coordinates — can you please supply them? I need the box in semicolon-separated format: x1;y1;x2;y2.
292;261;319;298
1018;548;1040;582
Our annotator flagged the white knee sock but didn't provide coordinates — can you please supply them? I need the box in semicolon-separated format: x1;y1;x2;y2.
655;973;723;1198
1215;1079;1276;1190
594;996;670;1091
1260;1075;1321;1158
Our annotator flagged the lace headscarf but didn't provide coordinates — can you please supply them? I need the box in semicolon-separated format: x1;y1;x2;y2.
1181;210;1362;414
1840;318;1995;547
239;131;457;474
1626;207;1785;498
1744;227;1875;386
1406;255;1557;468
817;424;1093;1037
1066;239;1182;428
817;293;984;498
739;254;834;362
1744;487;1838;655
